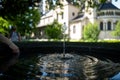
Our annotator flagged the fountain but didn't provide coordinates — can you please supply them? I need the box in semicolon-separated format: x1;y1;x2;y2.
62;22;67;57
0;34;120;79
60;22;73;60
0;42;120;80
32;24;120;80
34;53;120;80
28;24;120;80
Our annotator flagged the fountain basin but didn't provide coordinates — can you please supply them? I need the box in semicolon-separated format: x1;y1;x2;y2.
0;41;119;61
0;42;120;79
0;53;120;80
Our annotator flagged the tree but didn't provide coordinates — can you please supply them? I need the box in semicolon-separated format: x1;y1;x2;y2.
39;0;107;13
0;0;41;37
112;21;120;38
45;20;62;40
0;0;40;20
12;8;40;36
99;0;107;3
83;22;100;42
0;0;107;20
0;17;10;35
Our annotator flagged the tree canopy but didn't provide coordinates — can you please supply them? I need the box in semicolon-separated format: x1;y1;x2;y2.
112;21;120;37
44;0;107;11
45;20;62;40
0;0;107;19
0;0;40;20
0;0;41;36
83;22;100;42
13;9;40;36
0;0;106;37
0;17;10;35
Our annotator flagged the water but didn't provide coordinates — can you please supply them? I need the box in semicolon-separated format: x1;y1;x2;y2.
0;52;19;73
36;53;120;80
1;53;120;80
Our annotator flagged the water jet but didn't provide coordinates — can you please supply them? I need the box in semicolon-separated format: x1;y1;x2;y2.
0;42;120;79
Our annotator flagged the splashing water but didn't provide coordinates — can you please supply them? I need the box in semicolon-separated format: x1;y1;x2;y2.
35;53;120;80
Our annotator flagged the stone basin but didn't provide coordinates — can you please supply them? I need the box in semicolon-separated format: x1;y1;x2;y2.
0;42;120;80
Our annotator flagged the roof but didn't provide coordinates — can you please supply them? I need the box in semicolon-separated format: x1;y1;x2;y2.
72;13;84;21
66;0;72;4
70;13;87;23
99;2;120;10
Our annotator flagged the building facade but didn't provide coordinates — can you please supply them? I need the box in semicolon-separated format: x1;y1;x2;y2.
37;0;120;40
37;0;80;39
97;2;120;39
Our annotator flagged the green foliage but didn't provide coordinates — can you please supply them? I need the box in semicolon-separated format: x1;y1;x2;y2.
98;39;120;43
99;0;107;3
0;0;28;19
0;17;10;35
0;0;40;20
45;20;62;40
112;21;120;37
83;22;100;42
46;0;105;11
0;0;106;19
9;9;40;36
0;1;40;36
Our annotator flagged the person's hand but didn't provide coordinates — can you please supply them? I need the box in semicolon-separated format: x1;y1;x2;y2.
9;42;20;54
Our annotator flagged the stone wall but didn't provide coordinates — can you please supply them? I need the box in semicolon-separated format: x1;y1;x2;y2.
0;41;120;62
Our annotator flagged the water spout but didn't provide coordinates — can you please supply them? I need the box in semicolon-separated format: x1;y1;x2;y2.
62;22;67;58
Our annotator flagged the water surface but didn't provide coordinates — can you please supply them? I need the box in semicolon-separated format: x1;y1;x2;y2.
0;53;120;80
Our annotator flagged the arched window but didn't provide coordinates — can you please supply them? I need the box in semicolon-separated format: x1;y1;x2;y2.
61;12;64;19
72;12;75;16
57;13;58;21
100;22;103;30
107;21;111;30
73;26;76;33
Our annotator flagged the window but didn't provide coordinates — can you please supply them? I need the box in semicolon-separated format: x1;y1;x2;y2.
61;12;64;19
57;13;58;21
73;26;76;33
100;22;103;30
107;21;111;30
72;12;75;16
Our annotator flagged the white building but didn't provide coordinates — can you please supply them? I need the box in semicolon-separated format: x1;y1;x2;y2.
37;0;79;39
97;1;120;39
37;0;120;40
